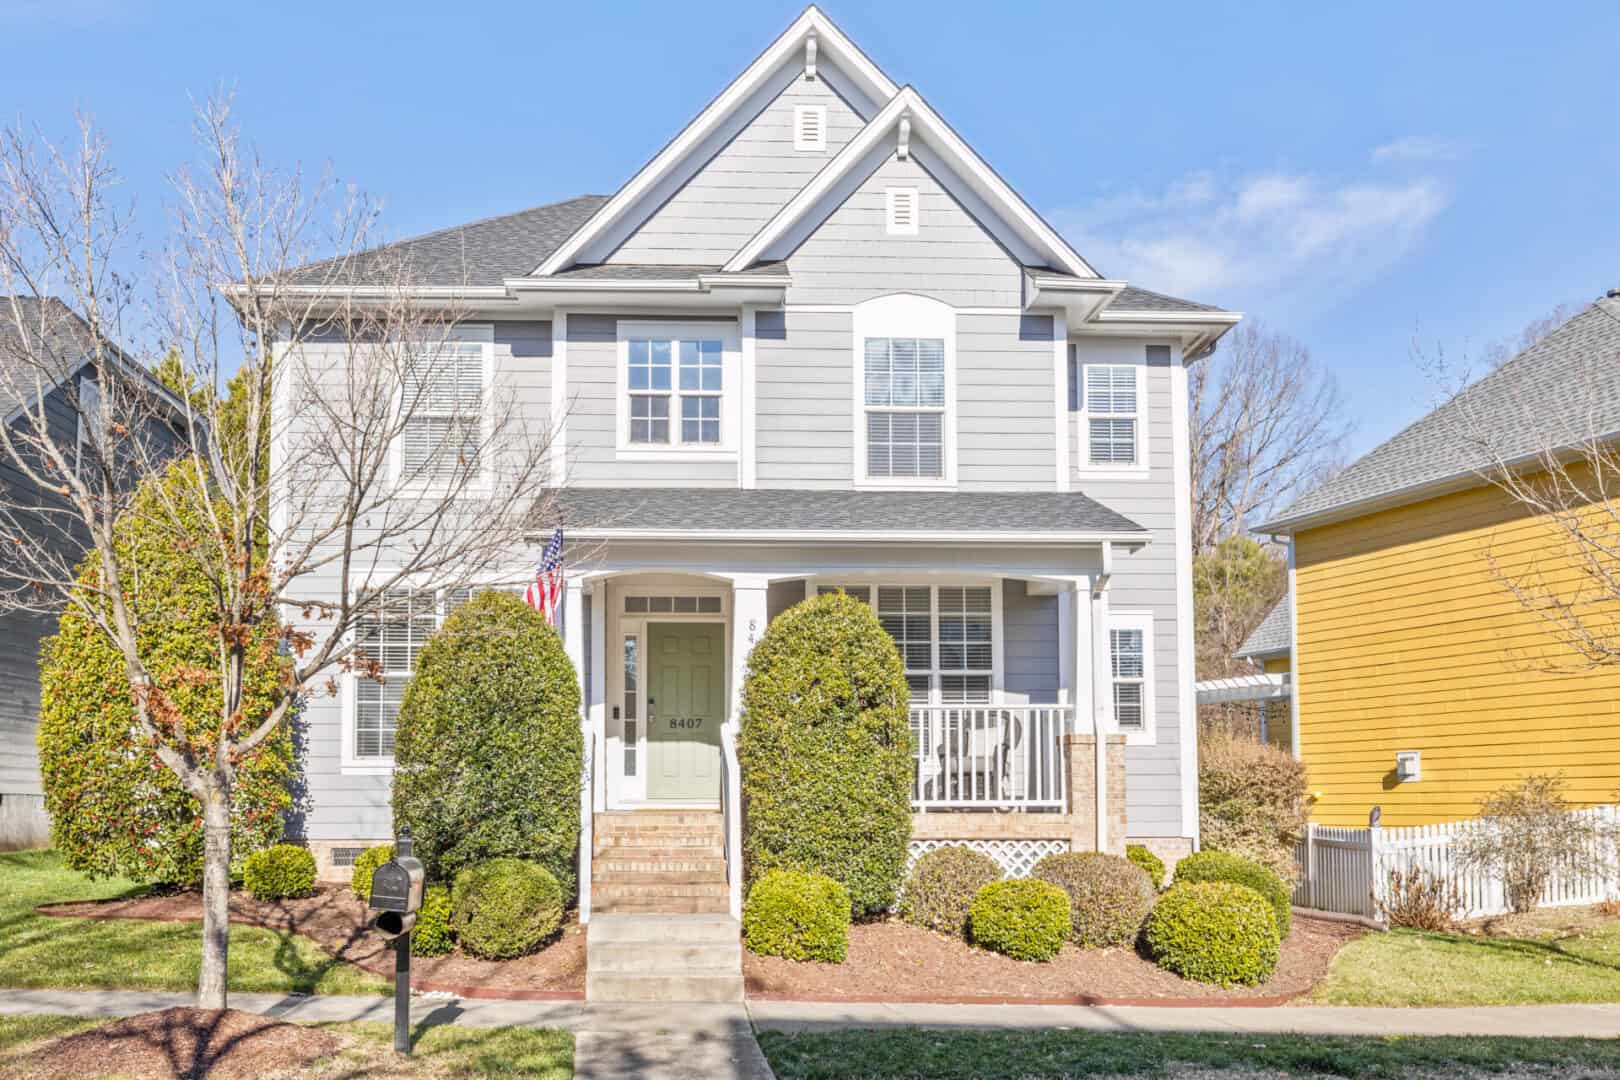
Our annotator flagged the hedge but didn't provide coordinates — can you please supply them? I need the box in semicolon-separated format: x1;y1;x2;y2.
902;845;1002;938
392;591;583;899
242;844;316;901
37;462;293;886
411;884;454;957
350;845;394;902
738;591;913;916
742;869;852;963
1172;850;1292;938
1032;852;1155;949
969;879;1071;962
1126;844;1166;891
1144;882;1280;986
451;859;564;960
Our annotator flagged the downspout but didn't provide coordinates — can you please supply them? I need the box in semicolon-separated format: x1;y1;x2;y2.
1093;541;1113;852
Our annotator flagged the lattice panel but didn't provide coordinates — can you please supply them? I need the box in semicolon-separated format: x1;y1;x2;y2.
907;839;1070;879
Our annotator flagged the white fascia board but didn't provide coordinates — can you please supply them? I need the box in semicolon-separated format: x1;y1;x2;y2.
560;527;1153;546
1025;274;1127;324
223;283;514;304
724;86;1099;279
533;6;898;278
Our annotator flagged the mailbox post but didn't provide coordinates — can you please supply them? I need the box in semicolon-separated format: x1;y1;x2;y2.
367;826;425;1056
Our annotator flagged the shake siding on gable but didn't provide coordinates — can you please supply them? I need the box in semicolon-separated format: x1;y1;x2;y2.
609;77;866;266
1294;478;1620;827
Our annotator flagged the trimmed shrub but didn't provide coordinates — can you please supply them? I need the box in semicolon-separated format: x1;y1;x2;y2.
37;462;293;886
1199;731;1308;883
451;859;563;960
350;845;394;902
1032;852;1155;949
742;869;851;963
242;844;316;901
393;592;583;900
1172;850;1292;938
411;884;454;957
968;879;1071;962
902;846;1003;938
1127;844;1166;891
738;591;913;916
1145;882;1280;986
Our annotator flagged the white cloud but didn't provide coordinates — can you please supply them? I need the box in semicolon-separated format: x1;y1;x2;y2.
1057;166;1450;301
1371;135;1471;164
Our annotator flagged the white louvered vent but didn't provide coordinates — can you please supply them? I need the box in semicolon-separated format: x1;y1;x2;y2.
793;105;827;152
885;187;919;235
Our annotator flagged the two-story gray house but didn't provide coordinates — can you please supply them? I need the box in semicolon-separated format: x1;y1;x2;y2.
283;8;1239;936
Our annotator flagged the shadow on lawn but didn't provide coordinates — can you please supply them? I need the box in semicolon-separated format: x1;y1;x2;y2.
1406;926;1620;976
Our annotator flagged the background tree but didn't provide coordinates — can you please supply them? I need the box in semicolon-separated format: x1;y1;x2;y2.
0;102;558;1009
1193;535;1286;679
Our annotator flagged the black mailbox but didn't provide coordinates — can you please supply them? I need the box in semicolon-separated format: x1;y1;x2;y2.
368;829;424;940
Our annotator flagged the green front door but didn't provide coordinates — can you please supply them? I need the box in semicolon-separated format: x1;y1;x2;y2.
647;622;724;802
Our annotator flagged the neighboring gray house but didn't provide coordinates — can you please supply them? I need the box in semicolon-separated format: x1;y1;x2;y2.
275;7;1240;931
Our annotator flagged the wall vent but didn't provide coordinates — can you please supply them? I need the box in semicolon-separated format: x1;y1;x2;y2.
793;105;827;152
885;187;919;235
330;846;365;868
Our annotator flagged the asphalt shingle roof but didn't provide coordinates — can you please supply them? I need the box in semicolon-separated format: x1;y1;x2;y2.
540;487;1145;536
1237;596;1291;659
0;296;104;410
1109;285;1225;314
549;261;788;280
1263;295;1620;531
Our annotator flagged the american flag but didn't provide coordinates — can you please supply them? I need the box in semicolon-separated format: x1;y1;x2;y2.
525;527;565;627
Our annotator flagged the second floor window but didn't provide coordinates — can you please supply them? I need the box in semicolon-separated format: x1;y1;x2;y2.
626;335;724;446
864;337;945;480
400;341;485;483
1083;364;1139;466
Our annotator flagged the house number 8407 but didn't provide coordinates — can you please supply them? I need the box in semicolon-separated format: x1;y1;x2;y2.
668;717;703;730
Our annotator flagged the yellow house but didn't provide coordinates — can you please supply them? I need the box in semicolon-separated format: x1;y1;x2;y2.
1253;292;1620;827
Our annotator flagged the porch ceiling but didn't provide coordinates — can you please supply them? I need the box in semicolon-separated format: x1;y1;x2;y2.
535;487;1147;542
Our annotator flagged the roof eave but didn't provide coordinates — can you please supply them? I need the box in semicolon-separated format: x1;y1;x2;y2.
558;527;1153;546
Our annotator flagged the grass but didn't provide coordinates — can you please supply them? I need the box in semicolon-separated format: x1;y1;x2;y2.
0;849;386;996
0;1015;573;1078
1313;916;1620;1006
757;1028;1620;1079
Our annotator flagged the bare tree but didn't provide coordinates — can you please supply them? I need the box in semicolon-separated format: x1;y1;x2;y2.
1189;321;1349;554
0;101;558;1009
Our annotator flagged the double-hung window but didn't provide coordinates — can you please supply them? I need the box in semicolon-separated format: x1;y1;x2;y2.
350;587;469;763
863;337;945;480
399;340;485;484
623;328;730;450
819;583;994;704
1082;364;1139;466
1107;612;1155;736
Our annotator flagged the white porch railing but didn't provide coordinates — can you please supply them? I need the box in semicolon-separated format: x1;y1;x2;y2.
911;705;1075;811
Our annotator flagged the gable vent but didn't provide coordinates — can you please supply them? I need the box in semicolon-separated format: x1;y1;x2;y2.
793;105;827;152
885;187;919;235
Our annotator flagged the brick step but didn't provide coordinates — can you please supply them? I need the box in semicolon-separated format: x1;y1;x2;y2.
586;914;739;945
592;858;727;876
596;811;723;827
592;895;730;915
587;939;741;975
592;868;728;886
594;823;723;838
594;880;727;899
594;833;723;851
584;972;743;1003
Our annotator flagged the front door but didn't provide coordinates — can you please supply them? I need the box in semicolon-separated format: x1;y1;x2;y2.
647;622;724;802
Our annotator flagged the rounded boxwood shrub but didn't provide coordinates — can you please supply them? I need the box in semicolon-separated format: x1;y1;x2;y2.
742;869;852;963
451;858;563;960
350;845;394;901
1127;844;1166;891
37;462;293;886
738;591;913;916
393;592;583;900
968;879;1072;961
1172;850;1292;938
1145;881;1280;986
1032;852;1155;949
242;844;317;901
902;846;1003;937
411;884;454;957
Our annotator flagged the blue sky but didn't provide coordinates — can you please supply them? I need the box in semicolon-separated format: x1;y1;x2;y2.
3;0;1618;456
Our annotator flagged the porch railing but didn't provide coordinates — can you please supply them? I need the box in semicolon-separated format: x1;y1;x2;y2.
910;704;1075;811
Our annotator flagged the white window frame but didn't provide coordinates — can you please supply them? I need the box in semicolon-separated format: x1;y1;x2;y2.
388;323;494;494
1108;609;1156;746
885;187;919;235
75;374;101;475
851;293;958;489
1073;358;1148;478
615;320;740;462
792;104;828;152
808;577;1004;704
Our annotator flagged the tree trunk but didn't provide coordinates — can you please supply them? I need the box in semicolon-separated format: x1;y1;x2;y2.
197;783;232;1010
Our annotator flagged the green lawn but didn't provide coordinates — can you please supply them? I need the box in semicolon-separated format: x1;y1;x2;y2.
758;1028;1620;1079
0;850;386;996
0;1015;572;1078
1313;919;1620;1006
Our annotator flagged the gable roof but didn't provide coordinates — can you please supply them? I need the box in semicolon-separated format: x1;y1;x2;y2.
723;86;1099;279
534;6;899;277
1237;595;1291;660
1109;285;1226;314
1261;293;1620;533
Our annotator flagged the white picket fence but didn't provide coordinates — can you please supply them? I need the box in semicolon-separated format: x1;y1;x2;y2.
1293;805;1620;921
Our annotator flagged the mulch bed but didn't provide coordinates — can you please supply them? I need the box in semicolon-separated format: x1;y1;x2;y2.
4;1007;339;1079
744;914;1364;1005
38;886;585;999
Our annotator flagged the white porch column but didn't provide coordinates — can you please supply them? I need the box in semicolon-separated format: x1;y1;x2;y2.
564;577;592;923
724;574;771;920
1090;580;1114;854
589;580;607;815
